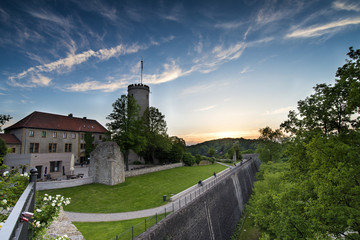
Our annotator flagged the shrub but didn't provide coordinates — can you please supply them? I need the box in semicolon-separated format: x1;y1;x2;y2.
182;152;195;166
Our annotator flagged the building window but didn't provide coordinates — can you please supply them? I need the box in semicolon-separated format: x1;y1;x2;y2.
50;161;61;172
53;132;57;138
11;148;16;153
63;133;67;138
29;130;34;137
30;143;39;153
80;134;85;140
49;143;57;153
99;135;102;140
42;131;46;138
65;143;72;152
72;133;76;139
80;143;85;150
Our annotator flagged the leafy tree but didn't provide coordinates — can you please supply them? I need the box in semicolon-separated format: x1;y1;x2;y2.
256;127;283;163
207;147;216;157
250;47;360;239
0;138;7;159
182;152;195;166
195;154;202;165
168;136;186;163
106;95;146;171
84;132;95;160
0;114;11;132
141;107;170;163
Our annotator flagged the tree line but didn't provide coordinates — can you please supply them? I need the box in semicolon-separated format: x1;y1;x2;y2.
248;47;360;239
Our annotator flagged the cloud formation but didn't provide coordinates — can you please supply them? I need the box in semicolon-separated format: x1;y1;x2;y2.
286;17;360;38
8;43;147;87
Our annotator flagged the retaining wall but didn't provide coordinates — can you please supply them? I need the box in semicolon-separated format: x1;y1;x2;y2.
37;177;94;191
136;157;261;240
125;163;183;178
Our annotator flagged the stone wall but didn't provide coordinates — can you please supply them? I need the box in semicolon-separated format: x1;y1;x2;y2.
37;177;93;191
136;157;261;240
125;163;183;178
89;141;125;185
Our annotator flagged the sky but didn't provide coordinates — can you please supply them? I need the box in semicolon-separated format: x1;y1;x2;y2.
0;0;360;145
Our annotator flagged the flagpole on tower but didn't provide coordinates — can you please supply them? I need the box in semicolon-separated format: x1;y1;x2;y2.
140;57;143;84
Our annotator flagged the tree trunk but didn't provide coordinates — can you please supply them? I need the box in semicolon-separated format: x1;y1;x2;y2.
124;150;129;171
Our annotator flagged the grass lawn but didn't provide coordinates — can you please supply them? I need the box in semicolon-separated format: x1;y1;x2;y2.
232;210;260;240
73;213;167;240
40;164;226;213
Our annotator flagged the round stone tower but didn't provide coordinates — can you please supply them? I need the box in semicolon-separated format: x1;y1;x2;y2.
128;83;150;116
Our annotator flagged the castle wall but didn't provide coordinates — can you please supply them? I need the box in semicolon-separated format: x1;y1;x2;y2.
136;157;261;240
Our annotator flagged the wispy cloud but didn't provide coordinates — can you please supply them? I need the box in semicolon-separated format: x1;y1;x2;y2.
194;105;217;112
65;79;129;92
333;0;360;12
214;21;243;29
181;82;229;96
27;8;73;30
9;43;147;87
240;66;251;74
256;1;304;25
286;17;360;38
144;60;184;84
265;106;293;115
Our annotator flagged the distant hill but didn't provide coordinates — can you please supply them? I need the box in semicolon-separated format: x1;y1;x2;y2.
186;137;259;157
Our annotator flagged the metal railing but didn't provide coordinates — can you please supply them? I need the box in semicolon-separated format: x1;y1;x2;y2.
0;168;37;240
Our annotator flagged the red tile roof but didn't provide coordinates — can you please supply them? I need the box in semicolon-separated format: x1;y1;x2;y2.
5;111;108;133
0;133;21;145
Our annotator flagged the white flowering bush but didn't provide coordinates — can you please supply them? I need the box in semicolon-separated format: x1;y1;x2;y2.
0;164;71;240
31;194;71;239
0;168;29;227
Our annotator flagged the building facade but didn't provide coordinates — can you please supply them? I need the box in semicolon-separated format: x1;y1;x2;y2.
2;111;107;179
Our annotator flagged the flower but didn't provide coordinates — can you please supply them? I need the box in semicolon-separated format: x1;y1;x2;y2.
0;222;4;229
36;209;42;212
2;171;9;176
2;199;7;204
51;203;55;207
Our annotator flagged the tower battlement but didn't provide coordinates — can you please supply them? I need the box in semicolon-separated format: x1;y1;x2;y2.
127;83;150;90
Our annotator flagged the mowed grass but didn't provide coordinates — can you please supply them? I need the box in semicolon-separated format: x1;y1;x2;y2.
40;164;226;213
73;213;167;240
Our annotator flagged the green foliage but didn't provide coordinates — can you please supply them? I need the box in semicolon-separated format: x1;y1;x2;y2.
207;147;216;157
84;132;95;159
0;138;7;159
141;107;170;163
250;48;360;239
167;136;186;163
256;127;284;163
0;170;29;224
31;194;71;239
187;138;258;157
182;152;195;166
106;95;146;170
0;114;12;132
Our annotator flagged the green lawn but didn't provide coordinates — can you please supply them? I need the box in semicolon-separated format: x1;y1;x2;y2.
73;213;167;240
40;164;226;213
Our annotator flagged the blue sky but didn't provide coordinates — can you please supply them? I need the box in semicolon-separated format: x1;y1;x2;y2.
1;0;360;145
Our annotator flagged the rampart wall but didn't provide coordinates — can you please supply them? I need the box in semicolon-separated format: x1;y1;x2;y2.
136;157;261;240
125;163;184;178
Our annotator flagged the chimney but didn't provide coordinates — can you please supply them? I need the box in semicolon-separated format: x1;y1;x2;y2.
68;113;73;117
83;117;87;120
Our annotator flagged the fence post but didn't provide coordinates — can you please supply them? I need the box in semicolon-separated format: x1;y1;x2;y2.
145;218;147;231
132;226;134;240
28;168;38;238
156;213;157;224
165;208;167;218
